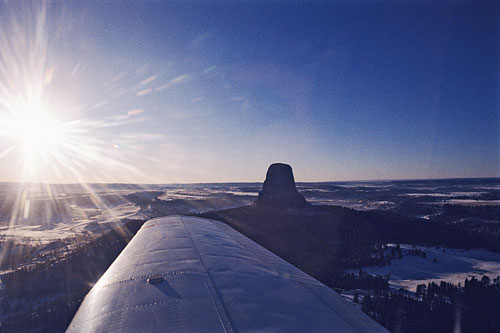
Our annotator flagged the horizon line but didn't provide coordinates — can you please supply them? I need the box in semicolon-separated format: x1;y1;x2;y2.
1;176;499;186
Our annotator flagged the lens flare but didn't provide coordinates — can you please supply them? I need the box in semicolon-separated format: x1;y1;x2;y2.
4;99;61;165
0;2;152;234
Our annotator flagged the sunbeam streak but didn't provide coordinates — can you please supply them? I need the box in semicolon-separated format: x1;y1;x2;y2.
0;2;150;230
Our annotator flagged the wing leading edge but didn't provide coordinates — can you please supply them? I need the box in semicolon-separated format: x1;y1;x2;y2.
67;216;387;332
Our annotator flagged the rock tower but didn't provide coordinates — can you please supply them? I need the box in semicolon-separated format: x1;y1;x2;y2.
255;163;308;208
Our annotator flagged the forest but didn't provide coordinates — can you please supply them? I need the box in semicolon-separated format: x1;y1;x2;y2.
362;275;500;332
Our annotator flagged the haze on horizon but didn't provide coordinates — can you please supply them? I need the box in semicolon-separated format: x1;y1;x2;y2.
0;1;498;184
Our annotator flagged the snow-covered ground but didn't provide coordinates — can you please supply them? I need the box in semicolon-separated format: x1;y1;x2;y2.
306;198;396;210
356;245;500;292
445;199;500;206
0;179;498;275
0;203;143;242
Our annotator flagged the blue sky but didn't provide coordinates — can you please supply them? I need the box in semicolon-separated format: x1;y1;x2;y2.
0;1;498;183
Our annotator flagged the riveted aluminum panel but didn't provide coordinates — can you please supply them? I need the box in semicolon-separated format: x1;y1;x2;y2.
67;216;387;332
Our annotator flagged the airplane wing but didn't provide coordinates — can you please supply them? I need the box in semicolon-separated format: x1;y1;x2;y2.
67;216;387;332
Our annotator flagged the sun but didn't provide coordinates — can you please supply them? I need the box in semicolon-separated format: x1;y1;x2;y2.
6;99;63;166
12;107;59;151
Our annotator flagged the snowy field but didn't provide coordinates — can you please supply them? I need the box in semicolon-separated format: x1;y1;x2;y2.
0;179;500;239
0;179;498;274
0;184;258;243
357;245;500;292
0;203;142;242
1;178;499;242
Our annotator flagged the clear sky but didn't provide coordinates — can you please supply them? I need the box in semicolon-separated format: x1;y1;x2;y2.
0;1;498;183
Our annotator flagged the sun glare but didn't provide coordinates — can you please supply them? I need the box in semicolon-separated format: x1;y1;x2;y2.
9;102;61;160
0;2;155;233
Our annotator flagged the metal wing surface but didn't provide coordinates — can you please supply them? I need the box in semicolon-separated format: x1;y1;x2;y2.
67;216;387;332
